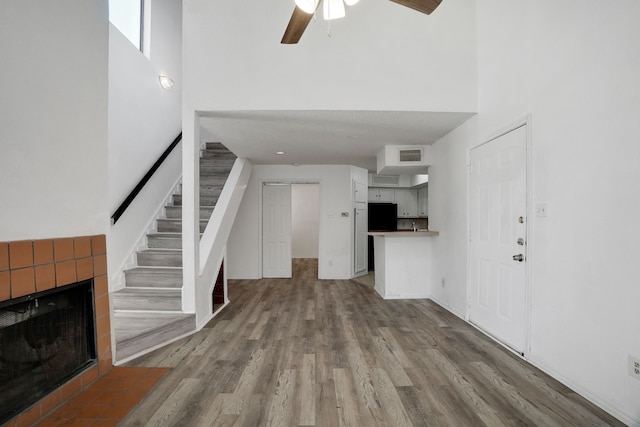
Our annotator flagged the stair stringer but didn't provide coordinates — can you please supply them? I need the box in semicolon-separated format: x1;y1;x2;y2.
186;158;253;328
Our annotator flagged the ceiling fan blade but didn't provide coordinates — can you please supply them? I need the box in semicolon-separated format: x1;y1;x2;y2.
281;6;316;44
389;0;442;15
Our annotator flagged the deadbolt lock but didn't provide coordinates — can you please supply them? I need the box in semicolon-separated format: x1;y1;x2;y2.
517;238;525;246
518;216;524;224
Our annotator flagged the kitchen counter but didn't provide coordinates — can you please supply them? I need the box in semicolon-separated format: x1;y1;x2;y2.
368;230;439;299
368;230;439;237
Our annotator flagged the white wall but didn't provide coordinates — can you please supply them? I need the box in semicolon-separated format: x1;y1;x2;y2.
183;0;476;113
227;165;367;279
0;0;109;241
428;1;640;424
183;0;476;289
292;184;320;258
108;0;182;209
107;0;183;285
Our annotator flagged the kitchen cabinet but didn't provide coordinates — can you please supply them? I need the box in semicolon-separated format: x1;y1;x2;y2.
418;186;428;217
395;189;418;217
368;187;423;217
368;188;395;203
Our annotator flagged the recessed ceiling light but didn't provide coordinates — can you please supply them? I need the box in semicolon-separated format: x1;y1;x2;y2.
275;151;286;155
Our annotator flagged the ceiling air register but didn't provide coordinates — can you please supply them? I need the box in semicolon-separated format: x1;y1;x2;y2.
399;149;423;163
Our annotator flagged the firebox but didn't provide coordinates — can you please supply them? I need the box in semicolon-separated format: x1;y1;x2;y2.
0;279;96;424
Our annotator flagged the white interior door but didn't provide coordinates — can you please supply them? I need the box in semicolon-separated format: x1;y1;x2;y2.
263;184;292;278
469;125;528;353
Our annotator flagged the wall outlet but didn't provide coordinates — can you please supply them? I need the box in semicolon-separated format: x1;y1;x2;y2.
629;355;640;380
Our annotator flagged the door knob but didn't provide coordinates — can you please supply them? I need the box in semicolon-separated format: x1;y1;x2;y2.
513;254;524;262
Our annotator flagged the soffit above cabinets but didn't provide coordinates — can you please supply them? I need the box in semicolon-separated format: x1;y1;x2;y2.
377;145;432;175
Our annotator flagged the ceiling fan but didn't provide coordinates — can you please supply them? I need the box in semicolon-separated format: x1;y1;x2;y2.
281;0;443;44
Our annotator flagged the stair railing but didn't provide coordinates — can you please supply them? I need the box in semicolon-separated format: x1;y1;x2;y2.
111;132;182;225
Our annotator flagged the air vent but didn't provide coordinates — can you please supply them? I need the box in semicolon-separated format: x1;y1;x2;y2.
372;174;400;186
399;149;422;162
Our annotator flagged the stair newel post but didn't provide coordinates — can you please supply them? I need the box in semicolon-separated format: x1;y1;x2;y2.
181;111;199;313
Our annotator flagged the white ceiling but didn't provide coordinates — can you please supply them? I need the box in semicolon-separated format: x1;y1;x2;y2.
199;110;474;172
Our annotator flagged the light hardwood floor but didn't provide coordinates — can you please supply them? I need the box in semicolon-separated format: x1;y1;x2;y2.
121;259;623;426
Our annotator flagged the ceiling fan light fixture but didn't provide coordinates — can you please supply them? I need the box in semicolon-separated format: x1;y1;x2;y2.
323;0;345;20
344;0;360;6
294;0;318;14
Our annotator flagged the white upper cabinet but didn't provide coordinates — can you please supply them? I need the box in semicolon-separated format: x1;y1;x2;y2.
368;188;395;203
418;186;428;217
395;189;418;217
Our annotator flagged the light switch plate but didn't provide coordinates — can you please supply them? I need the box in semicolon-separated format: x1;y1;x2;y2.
536;203;548;218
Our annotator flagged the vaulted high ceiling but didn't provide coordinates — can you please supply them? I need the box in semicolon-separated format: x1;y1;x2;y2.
186;0;477;172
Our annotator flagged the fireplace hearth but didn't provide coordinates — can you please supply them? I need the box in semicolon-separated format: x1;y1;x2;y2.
0;279;96;424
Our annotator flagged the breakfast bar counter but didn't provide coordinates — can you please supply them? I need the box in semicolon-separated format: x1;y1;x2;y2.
368;230;439;299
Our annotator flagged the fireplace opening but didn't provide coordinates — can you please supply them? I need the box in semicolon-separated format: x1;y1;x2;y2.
0;279;97;424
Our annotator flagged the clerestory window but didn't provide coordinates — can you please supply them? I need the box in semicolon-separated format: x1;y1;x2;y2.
109;0;145;52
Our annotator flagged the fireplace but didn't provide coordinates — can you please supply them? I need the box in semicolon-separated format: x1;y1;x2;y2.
0;235;112;426
0;279;96;424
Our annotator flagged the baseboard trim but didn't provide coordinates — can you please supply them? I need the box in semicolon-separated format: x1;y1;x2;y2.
427;297;636;426
427;295;466;319
113;328;196;366
196;300;230;330
526;356;638;427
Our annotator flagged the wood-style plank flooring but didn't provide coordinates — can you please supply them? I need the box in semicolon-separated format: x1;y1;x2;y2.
121;259;623;426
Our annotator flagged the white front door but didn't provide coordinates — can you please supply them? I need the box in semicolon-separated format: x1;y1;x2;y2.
263;184;292;278
469;125;528;353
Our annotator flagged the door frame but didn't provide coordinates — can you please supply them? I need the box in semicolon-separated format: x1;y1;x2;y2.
466;114;534;358
259;180;322;279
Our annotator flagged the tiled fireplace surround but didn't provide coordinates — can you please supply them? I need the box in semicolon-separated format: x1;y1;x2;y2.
0;235;112;426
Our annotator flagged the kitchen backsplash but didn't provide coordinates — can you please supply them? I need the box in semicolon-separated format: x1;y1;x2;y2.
397;217;428;230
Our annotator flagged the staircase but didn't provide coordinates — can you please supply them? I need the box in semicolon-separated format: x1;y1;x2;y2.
112;142;236;363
